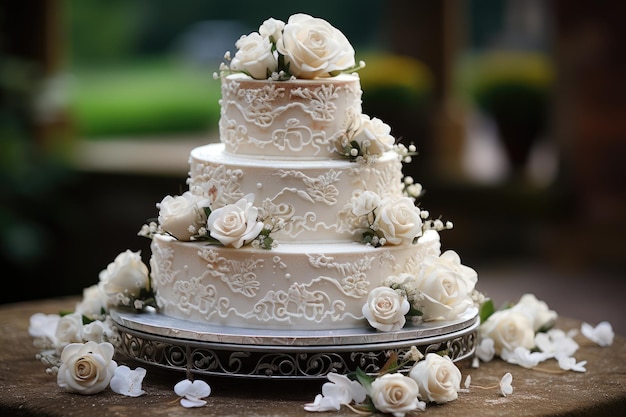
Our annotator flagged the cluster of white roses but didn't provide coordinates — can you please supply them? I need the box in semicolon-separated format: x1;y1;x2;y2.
363;240;479;331
216;13;363;81
475;293;614;372
339;189;452;249
28;250;213;407
29;249;152;363
142;191;279;250
305;350;506;416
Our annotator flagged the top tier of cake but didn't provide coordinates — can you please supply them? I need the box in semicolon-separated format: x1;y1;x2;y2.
219;73;362;159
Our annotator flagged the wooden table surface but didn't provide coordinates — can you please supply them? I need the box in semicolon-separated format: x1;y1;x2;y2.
2;296;625;416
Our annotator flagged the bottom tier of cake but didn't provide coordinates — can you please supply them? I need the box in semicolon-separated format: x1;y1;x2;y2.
110;307;478;379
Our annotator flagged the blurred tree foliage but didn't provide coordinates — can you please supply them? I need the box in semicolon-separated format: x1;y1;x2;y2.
67;0;383;67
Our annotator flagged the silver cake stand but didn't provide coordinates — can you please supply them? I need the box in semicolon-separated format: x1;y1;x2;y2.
111;308;478;380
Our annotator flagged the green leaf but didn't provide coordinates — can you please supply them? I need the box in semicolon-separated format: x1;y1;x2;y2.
355;367;374;392
479;298;495;323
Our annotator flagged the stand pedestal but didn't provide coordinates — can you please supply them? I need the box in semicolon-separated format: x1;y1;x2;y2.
111;308;478;380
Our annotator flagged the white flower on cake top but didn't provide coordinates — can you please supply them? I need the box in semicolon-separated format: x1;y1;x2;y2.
222;14;360;80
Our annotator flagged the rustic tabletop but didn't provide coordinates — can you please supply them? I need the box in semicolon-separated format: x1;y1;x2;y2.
2;296;625;417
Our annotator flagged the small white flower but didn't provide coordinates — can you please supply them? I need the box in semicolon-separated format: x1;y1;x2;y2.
110;365;147;397
174;379;211;408
501;346;550;368
304;372;366;412
499;372;513;397
555;354;587;372
534;328;579;357
581;321;614;347
402;346;424;362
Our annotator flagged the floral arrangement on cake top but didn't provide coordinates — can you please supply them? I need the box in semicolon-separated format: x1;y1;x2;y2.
215;13;365;81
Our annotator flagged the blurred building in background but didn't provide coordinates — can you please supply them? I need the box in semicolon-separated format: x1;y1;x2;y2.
1;0;624;304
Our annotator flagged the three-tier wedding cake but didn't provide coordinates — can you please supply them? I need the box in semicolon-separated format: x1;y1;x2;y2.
110;13;480;378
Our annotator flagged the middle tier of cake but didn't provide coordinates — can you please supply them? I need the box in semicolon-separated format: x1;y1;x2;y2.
188;143;405;243
150;230;441;331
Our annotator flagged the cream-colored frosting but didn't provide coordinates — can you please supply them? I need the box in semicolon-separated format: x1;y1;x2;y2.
219;73;362;159
150;74;446;330
150;231;441;330
188;143;403;243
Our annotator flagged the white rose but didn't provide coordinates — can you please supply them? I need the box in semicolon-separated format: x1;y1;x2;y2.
369;373;424;417
81;320;108;343
363;287;410;331
98;250;150;302
230;32;277;79
374;197;423;245
480;309;536;355
54;311;84;351
157;191;208;241
258;17;285;42
276;13;355;79
409;353;461;404
57;341;118;395
408;252;475;321
351;190;381;217
510;293;557;331
352;115;395;156
207;196;264;248
75;284;108;321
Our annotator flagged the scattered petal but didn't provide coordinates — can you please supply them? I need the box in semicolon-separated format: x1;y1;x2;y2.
476;337;495;363
464;375;472;389
174;379;211;408
304;394;341;412
535;329;579;357
110;365;147;397
555;354;587;373
501;347;550;368
581;321;614;347
499;372;513;397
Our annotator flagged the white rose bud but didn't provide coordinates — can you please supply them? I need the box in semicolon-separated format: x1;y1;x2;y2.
351;190;381;217
258;17;285;43
230;32;277;79
480;309;536;355
352;115;395;156
57;341;118;395
409;353;461;404
373;197;423;245
157;191;208;241
369;373;424;417
98;250;150;300
276;13;355;79
362;287;410;331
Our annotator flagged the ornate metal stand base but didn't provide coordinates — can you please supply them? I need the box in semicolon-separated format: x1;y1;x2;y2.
111;308;478;380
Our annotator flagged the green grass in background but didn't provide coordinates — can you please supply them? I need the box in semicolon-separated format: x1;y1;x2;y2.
70;59;221;139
